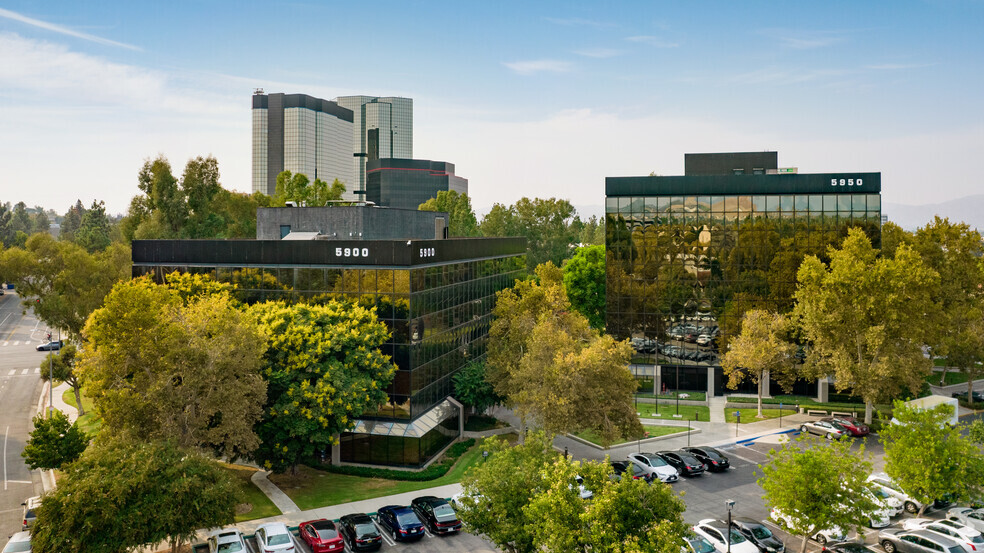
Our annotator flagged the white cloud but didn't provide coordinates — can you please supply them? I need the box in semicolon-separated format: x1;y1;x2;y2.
502;59;573;75
574;47;623;59
0;7;140;50
625;35;679;48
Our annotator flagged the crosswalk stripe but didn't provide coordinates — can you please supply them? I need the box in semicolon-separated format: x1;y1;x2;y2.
21;369;28;375
13;341;19;346
6;370;14;376
34;368;40;374
2;341;7;346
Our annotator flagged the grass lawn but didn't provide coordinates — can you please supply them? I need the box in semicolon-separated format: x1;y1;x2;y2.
637;391;707;401
61;388;102;437
222;463;282;522
269;440;493;512
925;370;970;386
634;402;710;421
724;408;791;423
573;424;689;447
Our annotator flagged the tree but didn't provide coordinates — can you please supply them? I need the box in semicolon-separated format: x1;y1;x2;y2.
793;228;940;423
58;200;85;244
525;456;688;553
273;170;311;205
308;178;346;207
458;431;558;553
488;263;641;445
879;400;984;515
74;200;112;252
419;190;481;237
481;197;579;271
563;245;606;329
0;233;131;341
137;155;187;236
452;360;503;418
79;278;268;460
41;343;85;415
720;310;799;417
21;410;88;470
0;202;14;248
760;434;881;553
30;439;241;553
248;300;397;474
910;217;984;396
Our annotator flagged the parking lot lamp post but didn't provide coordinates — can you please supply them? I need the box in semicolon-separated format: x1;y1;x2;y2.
726;499;735;553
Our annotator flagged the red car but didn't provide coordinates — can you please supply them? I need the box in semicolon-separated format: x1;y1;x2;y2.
299;519;345;552
824;416;870;437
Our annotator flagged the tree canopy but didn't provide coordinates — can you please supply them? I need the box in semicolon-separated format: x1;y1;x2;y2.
563;244;606;329
452;360;503;417
419;190;481;237
481;197;579;271
273;170;346;207
41;343;85;415
720;309;798;417
21;410;88;470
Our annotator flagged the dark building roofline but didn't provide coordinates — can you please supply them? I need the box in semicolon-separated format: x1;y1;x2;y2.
606;172;881;196
253;92;354;122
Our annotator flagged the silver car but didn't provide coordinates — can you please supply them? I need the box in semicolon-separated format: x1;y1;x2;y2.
901;519;984;553
880;529;965;553
627;452;679;483
799;420;846;440
949;508;984;533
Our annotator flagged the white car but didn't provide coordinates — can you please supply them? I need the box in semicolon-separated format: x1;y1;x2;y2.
949;508;984;533
696;334;714;346
255;522;295;552
207;528;246;553
627;452;680;483
692;519;760;553
574;475;593;500
870;485;904;517
867;473;929;514
2;532;31;553
770;508;847;546
450;491;486;512
864;489;899;528
901;519;984;553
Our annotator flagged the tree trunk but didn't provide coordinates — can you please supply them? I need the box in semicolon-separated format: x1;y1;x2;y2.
518;418;527;445
72;384;84;416
968;376;975;407
939;366;948;386
800;534;810;553
864;400;873;425
918;503;927;517
757;373;765;418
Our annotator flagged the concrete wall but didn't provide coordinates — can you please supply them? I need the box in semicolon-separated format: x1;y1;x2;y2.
257;206;447;240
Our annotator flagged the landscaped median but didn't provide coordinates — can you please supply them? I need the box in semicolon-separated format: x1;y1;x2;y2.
570;424;690;449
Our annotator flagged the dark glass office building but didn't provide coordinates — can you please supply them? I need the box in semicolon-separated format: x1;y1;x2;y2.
605;152;881;396
366;158;468;211
132;237;525;467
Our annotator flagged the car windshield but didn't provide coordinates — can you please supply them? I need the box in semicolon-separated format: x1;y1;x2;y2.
355;523;378;537
971;536;984;544
650;456;668;466
397;513;420;526
267;533;291;546
728;529;747;543
690;538;716;553
950;548;965;553
3;541;31;553
217;542;243;553
750;526;773;539
877;479;903;492
434;505;456;518
704;449;724;460
871;487;890;499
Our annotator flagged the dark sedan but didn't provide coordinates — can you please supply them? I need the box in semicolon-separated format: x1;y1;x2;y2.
658;450;705;476
411;496;462;535
953;390;984;404
822;416;870;437
375;505;425;542
338;513;382;552
683;446;731;472
732;517;785;553
611;460;656;482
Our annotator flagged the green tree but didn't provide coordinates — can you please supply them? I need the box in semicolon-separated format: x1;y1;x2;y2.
21;410;88;470
308;177;346;207
0;233;131;341
74;200;112;252
720;310;799;417
180;155;223;238
31;207;51;235
879;400;984;514
209;189;274;238
793;228;940;423
58;200;85;244
563;245;606;329
481;198;579;271
137;155;187;236
760;434;881;553
525;456;688;553
452;360;503;418
458;431;558;553
41;343;85;415
79;278;268;460
273;170;311;205
248;300;397;474
30;439;240;553
419;190;481;237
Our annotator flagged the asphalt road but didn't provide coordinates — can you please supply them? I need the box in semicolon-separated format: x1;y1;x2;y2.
0;292;46;538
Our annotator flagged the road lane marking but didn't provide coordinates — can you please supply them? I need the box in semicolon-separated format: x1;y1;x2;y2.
13;341;19;346
3;425;8;490
5;480;31;484
21;369;28;375
34;368;39;373
6;370;13;376
721;449;762;465
372;520;397;546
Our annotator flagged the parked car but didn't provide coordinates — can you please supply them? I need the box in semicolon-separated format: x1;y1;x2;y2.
822;416;870;437
868;472;951;514
35;340;62;351
771;508;847;545
799;419;847;440
658;450;706;476
1;532;31;553
683;447;730;472
411;495;462;535
696;334;715;346
901;519;984;553
879;529;965;553
573;475;594;499
822;542;881;553
870;484;904;517
692;519;760;553
627;452;679;482
683;536;718;553
949;508;984;533
732;517;785;553
952;390;984;404
375;505;425;542
254;522;295;552
612;460;657;483
338;513;383;552
21;496;40;530
449;491;485;513
207;528;247;553
299;519;345;552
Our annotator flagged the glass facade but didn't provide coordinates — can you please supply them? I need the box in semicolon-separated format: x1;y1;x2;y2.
132;238;525;467
606;173;881;395
365;159;468;211
335;96;414;201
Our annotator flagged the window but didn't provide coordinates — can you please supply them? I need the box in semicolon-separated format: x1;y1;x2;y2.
279;225;291;239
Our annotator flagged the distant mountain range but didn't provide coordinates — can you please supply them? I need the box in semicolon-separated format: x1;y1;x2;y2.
884;195;984;231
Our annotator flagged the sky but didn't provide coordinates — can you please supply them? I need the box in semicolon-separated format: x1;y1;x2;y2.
0;0;982;217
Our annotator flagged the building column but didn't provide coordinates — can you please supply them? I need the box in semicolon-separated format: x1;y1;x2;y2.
818;377;830;403
655;365;662;396
331;433;341;465
707;367;716;397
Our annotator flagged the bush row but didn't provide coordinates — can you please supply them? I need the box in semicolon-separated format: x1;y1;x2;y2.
308;438;477;482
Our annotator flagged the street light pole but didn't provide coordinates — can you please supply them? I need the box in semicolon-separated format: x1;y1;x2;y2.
726;499;735;553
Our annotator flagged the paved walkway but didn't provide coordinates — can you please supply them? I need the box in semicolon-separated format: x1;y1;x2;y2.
50;382;78;423
250;470;300;514
708;395;727;422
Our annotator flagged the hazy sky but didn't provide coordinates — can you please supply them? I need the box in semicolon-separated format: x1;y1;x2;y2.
1;1;982;216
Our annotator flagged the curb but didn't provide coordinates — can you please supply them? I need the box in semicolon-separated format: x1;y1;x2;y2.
565;428;702;451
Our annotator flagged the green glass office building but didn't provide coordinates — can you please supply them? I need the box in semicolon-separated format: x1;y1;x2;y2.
605;152;881;396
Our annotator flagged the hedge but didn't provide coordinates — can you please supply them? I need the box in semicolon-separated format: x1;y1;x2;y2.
307;439;476;481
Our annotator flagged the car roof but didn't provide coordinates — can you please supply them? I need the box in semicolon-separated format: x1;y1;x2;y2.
306;519;335;530
734;517;763;526
908;529;962;546
5;532;30;543
341;513;373;523
414;496;445;506
257;522;290;533
379;504;411;514
699;519;730;530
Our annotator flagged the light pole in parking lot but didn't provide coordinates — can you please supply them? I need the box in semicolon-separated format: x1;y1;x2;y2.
726;499;735;553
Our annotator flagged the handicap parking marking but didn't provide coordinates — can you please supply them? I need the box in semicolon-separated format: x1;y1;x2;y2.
719;448;764;466
290;533;311;553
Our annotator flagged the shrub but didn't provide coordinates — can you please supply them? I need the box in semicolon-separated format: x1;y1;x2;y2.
306;439;476;481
